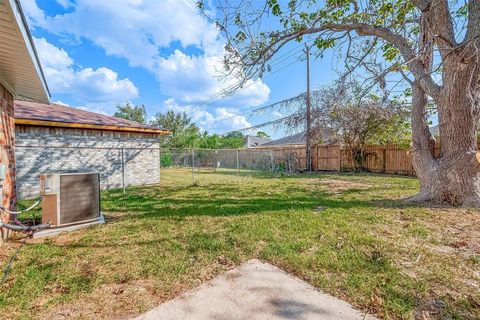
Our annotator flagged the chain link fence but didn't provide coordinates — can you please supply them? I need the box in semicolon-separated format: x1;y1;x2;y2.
16;145;308;199
159;147;306;184
15;145;161;199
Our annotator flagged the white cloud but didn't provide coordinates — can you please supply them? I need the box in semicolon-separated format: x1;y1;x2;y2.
21;0;47;28
157;50;270;107
73;67;138;103
163;98;251;133
23;0;271;126
34;37;139;108
55;0;74;9
27;0;219;71
52;100;69;106
214;107;252;130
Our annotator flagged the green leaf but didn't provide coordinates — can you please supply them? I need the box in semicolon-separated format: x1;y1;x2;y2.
314;38;336;49
382;43;399;61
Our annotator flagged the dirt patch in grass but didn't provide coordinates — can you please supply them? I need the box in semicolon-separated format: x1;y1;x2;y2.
36;279;158;320
380;207;480;318
36;260;238;320
434;209;480;256
320;179;372;193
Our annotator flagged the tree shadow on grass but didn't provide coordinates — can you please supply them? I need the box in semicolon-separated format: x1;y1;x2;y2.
100;182;420;223
207;169;420;181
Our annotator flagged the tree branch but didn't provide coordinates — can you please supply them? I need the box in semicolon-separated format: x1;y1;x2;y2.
412;0;431;12
430;0;456;48
466;0;480;41
240;21;441;97
315;23;441;98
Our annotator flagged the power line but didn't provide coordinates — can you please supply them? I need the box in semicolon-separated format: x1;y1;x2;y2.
181;42;309;115
241;84;333;116
222;115;293;135
186;49;305;113
223;89;417;136
185;55;304;115
245;92;305;115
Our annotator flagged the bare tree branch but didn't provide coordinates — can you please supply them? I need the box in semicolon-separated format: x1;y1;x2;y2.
466;0;480;41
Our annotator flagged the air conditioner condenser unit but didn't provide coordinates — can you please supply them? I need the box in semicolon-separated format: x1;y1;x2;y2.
40;170;101;227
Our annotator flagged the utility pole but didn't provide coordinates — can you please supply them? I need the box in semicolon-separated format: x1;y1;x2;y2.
304;43;312;172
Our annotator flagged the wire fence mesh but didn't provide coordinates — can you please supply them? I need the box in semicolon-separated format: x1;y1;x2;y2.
16;145;309;199
15;142;424;200
159;147;306;184
15;145;161;199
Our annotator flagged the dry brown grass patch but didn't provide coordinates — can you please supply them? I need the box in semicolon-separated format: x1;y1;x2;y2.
319;179;372;193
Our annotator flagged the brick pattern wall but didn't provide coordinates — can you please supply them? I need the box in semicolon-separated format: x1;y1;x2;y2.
15;125;160;199
0;83;16;217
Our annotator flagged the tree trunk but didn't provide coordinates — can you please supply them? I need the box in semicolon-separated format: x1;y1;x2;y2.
409;81;438;202
410;67;480;206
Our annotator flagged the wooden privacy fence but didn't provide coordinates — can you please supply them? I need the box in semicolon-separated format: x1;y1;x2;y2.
312;144;341;171
339;144;415;175
253;144;417;175
252;145;342;172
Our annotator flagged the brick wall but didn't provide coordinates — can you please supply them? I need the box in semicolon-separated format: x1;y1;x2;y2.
15;125;160;199
0;83;16;217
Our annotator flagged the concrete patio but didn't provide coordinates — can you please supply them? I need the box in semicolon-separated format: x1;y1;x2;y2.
135;259;377;320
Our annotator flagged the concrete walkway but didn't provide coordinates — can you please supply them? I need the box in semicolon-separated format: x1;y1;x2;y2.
135;259;377;320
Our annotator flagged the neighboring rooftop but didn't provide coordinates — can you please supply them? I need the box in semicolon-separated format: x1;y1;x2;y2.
261;132;306;147
0;0;49;102
261;129;337;147
14;100;169;134
244;135;271;148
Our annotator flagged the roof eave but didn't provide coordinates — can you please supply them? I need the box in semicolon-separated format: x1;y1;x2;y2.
8;0;50;102
15;118;170;135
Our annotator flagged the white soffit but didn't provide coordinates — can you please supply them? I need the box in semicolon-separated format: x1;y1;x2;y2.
0;0;49;102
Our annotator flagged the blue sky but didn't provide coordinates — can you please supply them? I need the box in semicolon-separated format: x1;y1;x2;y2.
22;0;343;138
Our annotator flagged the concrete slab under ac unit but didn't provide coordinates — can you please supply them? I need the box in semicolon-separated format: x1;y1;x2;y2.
33;213;105;238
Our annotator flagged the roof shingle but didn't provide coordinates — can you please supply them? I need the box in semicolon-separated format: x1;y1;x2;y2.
14;100;168;134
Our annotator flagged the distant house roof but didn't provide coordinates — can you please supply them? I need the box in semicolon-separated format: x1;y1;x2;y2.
244;135;271;148
14;100;169;135
261;128;338;147
0;0;49;102
261;132;306;147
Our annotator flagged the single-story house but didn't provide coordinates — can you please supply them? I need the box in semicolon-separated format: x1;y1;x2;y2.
261;130;336;148
14;101;169;199
0;0;50;212
260;132;307;147
244;135;271;148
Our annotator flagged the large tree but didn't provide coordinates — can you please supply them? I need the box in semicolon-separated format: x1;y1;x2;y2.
150;110;201;148
200;0;480;206
114;102;146;124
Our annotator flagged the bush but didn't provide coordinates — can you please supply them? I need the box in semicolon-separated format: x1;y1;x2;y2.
161;153;174;167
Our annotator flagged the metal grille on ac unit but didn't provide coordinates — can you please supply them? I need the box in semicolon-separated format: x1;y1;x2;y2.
40;170;100;227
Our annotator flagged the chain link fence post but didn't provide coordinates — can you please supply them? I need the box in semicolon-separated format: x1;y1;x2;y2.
236;149;240;176
121;148;126;194
270;150;274;173
191;148;196;184
214;150;217;173
158;147;161;184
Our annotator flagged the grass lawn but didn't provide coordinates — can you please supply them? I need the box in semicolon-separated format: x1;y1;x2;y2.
1;168;479;319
